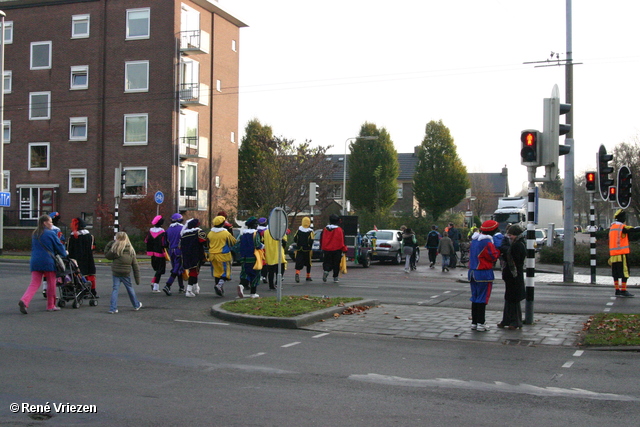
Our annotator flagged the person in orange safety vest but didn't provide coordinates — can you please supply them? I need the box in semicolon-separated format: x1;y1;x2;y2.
608;209;640;297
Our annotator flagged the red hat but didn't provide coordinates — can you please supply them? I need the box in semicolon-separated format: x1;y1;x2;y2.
480;220;498;233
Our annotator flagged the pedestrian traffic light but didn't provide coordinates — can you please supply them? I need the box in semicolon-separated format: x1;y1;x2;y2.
585;171;596;193
520;130;541;166
597;145;614;201
617;166;632;209
609;186;617;203
309;182;319;207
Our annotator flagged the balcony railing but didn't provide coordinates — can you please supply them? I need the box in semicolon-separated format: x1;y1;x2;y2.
179;30;209;54
179;83;200;104
179;136;199;158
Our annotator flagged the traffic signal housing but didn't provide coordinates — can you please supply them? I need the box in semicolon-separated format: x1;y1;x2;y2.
617;166;632;209
309;182;319;207
585;171;596;193
520;130;541;166
609;186;617;203
542;85;571;180
597;145;614;201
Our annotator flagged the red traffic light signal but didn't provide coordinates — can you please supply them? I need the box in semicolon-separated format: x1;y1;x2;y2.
609;186;617;202
585;171;596;193
520;130;541;166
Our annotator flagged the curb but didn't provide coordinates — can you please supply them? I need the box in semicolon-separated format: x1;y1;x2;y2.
211;298;380;329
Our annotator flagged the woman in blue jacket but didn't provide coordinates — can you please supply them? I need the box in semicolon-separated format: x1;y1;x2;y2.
19;214;68;314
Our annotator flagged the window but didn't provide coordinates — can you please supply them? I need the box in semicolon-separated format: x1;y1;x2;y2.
126;8;150;39
230;131;235;143
29;92;51;120
215;176;220;188
2;170;9;192
397;183;403;199
123;167;147;196
216;79;221;92
179;58;200;101
124;114;148;145
179;110;198;148
28;142;50;170
2;21;13;44
232;39;237;52
68;169;87;193
70;66;88;89
69;117;88;141
3;71;11;94
72;14;90;38
3;121;10;143
180;163;197;197
125;61;149;92
30;41;52;70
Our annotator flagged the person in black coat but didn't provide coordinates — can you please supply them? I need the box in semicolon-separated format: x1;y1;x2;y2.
68;217;98;298
497;224;526;329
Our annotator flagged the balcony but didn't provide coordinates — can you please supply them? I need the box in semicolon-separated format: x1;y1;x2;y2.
179;82;201;104
179;30;210;54
179;136;199;159
179;188;198;210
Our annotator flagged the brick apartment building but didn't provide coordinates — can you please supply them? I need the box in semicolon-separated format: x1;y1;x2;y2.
0;0;245;237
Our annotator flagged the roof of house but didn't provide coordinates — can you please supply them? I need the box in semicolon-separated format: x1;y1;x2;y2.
469;172;509;196
326;152;419;181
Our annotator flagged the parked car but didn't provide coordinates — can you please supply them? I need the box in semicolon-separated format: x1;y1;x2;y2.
534;229;547;251
288;229;323;262
554;228;565;242
366;229;420;265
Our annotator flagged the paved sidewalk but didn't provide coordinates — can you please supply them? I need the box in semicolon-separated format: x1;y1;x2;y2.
303;304;586;347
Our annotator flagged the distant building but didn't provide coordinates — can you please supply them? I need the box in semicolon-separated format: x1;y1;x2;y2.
0;0;245;236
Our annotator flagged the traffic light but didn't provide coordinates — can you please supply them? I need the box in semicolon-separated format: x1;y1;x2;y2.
309;182;319;207
542;85;571;179
585;171;596;193
597;144;614;201
617;166;632;209
609;186;617;203
520;130;541;166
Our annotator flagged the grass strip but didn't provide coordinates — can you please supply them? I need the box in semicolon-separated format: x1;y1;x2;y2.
582;313;640;346
221;295;362;318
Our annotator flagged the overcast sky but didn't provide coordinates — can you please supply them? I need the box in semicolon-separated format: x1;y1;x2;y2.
223;0;640;195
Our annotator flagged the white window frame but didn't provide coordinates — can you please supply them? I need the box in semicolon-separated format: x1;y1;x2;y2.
123;113;148;145
124;60;149;92
3;120;11;143
215;176;220;188
230;131;235;143
70;65;89;90
231;39;237;52
126;8;150;40
30;41;52;70
179;163;197;197
68;169;87;193
179;109;198;148
397;183;403;199
122;167;147;197
2;21;13;44
3;70;11;94
216;79;221;92
71;14;90;38
29;91;51;120
2;170;9;192
69;117;88;141
28;142;50;171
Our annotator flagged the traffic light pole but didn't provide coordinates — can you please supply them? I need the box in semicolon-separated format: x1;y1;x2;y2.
524;168;537;325
589;193;596;284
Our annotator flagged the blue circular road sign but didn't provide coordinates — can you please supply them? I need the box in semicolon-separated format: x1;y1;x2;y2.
154;191;164;204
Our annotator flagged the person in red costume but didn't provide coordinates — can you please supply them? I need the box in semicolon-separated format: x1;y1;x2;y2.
320;214;347;283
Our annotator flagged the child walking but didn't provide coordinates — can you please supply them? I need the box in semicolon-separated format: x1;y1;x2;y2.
105;232;142;314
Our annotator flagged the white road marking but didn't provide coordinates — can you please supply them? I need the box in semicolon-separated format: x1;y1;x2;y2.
247;352;266;358
349;374;640;401
312;333;329;338
562;361;574;368
603;308;611;312
444;291;451;294
174;319;229;326
606;302;614;306
281;342;301;348
573;350;584;357
341;285;379;288
431;295;440;299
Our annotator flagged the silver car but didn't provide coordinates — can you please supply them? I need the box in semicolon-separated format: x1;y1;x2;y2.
367;229;419;265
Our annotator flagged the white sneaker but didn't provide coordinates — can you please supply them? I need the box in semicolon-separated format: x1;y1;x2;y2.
135;302;142;311
237;284;244;298
185;285;196;298
152;283;160;293
476;324;489;332
471;324;477;330
193;283;200;295
404;268;409;273
250;293;260;299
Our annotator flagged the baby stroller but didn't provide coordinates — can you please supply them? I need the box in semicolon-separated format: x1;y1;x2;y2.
57;257;98;309
459;241;470;268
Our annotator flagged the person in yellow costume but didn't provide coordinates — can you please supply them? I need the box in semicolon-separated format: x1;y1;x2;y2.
264;226;288;290
207;216;237;297
609;209;640;297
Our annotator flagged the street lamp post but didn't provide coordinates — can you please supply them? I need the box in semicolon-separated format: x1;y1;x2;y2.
342;136;377;215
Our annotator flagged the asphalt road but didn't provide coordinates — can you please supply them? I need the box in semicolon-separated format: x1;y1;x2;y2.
2;259;639;426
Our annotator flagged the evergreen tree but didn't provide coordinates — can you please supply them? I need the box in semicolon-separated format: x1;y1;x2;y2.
413;120;469;221
348;123;399;221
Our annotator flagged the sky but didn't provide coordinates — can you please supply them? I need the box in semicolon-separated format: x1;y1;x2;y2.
222;0;640;196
